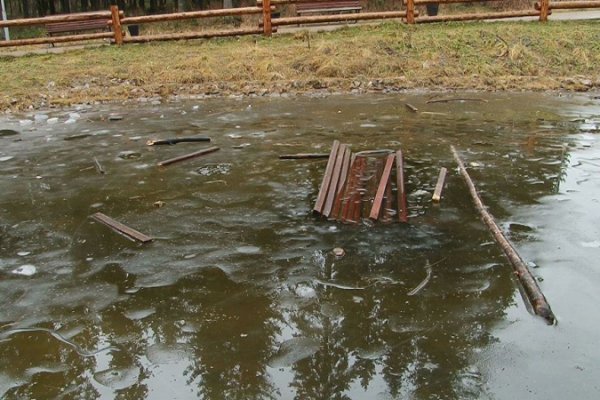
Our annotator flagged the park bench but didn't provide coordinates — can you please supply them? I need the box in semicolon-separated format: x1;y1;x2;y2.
45;15;111;37
296;1;362;16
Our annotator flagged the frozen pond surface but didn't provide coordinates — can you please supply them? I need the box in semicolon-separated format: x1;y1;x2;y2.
0;93;599;399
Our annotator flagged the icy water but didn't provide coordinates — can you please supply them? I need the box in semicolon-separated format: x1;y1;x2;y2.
0;93;599;399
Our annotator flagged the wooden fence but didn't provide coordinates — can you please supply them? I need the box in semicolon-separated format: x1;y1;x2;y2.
0;1;599;48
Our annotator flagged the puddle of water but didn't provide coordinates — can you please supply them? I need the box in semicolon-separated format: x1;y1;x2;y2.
0;92;599;399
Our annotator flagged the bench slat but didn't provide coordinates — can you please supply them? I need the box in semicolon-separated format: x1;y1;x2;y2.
296;1;362;15
46;18;110;35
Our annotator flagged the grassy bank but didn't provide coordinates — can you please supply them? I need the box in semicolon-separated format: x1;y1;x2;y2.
1;20;599;111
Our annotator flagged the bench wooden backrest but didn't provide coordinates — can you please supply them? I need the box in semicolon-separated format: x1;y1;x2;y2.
296;0;362;12
46;18;109;34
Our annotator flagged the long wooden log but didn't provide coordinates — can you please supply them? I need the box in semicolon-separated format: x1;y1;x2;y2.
432;167;447;203
313;140;340;214
451;145;555;325
91;212;153;243
270;11;409;26
416;10;541;23
0;11;118;28
0;32;113;47
120;7;264;25
157;146;219;167
395;150;408;223
369;154;395;220
123;28;265;43
405;0;502;4
536;1;600;9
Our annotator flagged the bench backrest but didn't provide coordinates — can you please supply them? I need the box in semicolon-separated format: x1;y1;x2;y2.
46;18;109;34
296;1;362;12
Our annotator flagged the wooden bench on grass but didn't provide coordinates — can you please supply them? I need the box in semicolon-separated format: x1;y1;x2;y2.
46;14;111;40
296;1;362;16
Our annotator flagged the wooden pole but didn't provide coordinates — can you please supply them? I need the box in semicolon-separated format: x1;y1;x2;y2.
110;5;123;45
262;0;272;37
539;0;550;21
0;11;116;28
406;0;416;24
123;28;266;43
417;10;541;23
0;32;113;47
120;7;264;24
451;146;555;325
269;11;409;26
157;146;220;167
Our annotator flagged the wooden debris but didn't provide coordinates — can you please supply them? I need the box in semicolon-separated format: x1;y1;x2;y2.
279;153;330;160
405;103;419;112
407;260;432;296
157;146;219;167
90;212;153;243
395;150;408;223
313;140;340;214
369;154;395;220
426;98;488;104
147;137;211;146
432;167;447;202
330;149;352;220
323;144;348;218
93;157;105;175
451;145;555;325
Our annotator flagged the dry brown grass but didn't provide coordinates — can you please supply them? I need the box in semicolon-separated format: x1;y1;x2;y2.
1;20;599;110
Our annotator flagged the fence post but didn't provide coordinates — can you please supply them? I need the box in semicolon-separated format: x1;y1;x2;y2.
539;0;549;22
262;0;272;37
111;5;124;45
406;0;416;24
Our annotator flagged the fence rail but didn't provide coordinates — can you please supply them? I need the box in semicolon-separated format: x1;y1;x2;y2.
0;1;599;48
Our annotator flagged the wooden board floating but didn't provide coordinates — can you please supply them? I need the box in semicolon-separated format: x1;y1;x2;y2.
147;137;211;146
313;140;340;215
279;153;330;159
313;141;411;224
90;212;153;243
432;167;447;202
157;146;220;167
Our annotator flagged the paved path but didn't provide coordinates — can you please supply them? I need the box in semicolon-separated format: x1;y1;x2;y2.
0;9;598;57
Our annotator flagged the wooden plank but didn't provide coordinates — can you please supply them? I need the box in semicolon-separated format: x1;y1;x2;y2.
330;149;352;219
341;155;361;223
432;167;448;203
339;154;358;222
396;150;408;223
369;154;395;220
91;212;153;243
405;103;418;112
157;146;219;167
323;144;347;218
279;153;329;159
382;171;394;223
313;140;340;214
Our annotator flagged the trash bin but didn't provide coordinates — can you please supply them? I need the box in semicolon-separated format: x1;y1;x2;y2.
426;4;439;16
128;25;139;37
